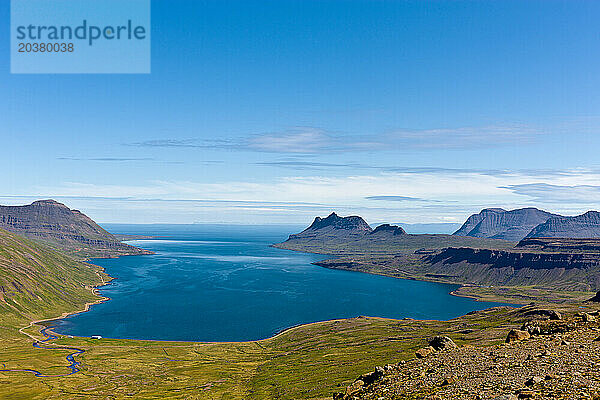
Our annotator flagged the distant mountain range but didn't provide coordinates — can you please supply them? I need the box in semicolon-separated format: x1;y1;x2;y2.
284;207;600;246
0;200;151;259
454;207;600;241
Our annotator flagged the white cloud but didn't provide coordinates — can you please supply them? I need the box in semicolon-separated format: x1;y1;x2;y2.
128;124;542;154
18;167;600;224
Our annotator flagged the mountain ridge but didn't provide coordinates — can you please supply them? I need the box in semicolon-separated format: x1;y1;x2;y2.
454;207;562;241
526;210;600;239
0;199;151;259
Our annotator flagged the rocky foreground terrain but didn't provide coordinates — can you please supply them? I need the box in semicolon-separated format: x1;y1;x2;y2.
334;305;600;400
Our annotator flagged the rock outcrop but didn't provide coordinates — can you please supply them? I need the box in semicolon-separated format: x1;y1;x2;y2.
454;208;558;242
0;200;151;259
285;212;372;241
369;224;406;236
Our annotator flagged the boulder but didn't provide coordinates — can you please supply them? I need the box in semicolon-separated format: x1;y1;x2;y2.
583;313;596;322
523;309;562;320
415;346;435;358
506;329;530;343
429;336;458;351
525;376;543;386
441;374;458;386
344;379;364;396
358;366;385;385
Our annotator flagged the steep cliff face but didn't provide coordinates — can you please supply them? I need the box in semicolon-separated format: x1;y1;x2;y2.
526;211;600;239
454;208;558;242
0;200;151;259
421;245;600;290
427;247;600;271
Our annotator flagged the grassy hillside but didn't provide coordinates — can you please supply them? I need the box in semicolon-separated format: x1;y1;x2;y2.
0;227;592;399
3;306;541;399
0;228;106;337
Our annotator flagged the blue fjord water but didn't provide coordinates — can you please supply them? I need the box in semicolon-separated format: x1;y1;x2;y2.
52;224;512;342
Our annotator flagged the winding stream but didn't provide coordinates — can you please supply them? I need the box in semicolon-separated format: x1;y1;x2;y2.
0;327;85;377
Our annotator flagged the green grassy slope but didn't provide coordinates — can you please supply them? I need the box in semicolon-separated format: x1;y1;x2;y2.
0;228;106;337
3;307;537;400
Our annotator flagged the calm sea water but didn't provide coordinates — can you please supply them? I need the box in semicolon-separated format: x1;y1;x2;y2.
52;224;512;342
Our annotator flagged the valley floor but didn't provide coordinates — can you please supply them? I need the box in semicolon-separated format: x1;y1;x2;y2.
0;304;549;399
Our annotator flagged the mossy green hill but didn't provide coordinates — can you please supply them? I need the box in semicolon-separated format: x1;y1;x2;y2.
0;228;106;338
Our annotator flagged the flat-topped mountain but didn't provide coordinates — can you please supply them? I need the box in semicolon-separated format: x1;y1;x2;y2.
454;207;559;242
287;212;372;241
0;200;151;259
526;211;600;239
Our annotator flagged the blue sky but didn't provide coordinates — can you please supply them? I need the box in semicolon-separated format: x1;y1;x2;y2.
2;0;600;225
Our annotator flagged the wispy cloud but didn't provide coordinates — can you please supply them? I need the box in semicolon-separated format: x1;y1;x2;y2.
126;138;235;149
57;157;223;165
58;157;155;162
10;166;600;224
256;160;592;179
366;195;440;202
126;124;542;154
502;183;600;204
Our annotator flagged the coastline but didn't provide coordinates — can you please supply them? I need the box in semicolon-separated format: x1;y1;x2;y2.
22;268;113;342
270;243;497;303
28;244;522;346
276;240;592;305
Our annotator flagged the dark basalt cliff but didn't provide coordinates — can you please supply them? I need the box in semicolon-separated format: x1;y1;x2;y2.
426;247;600;271
526;211;600;239
454;208;559;242
0;200;151;259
